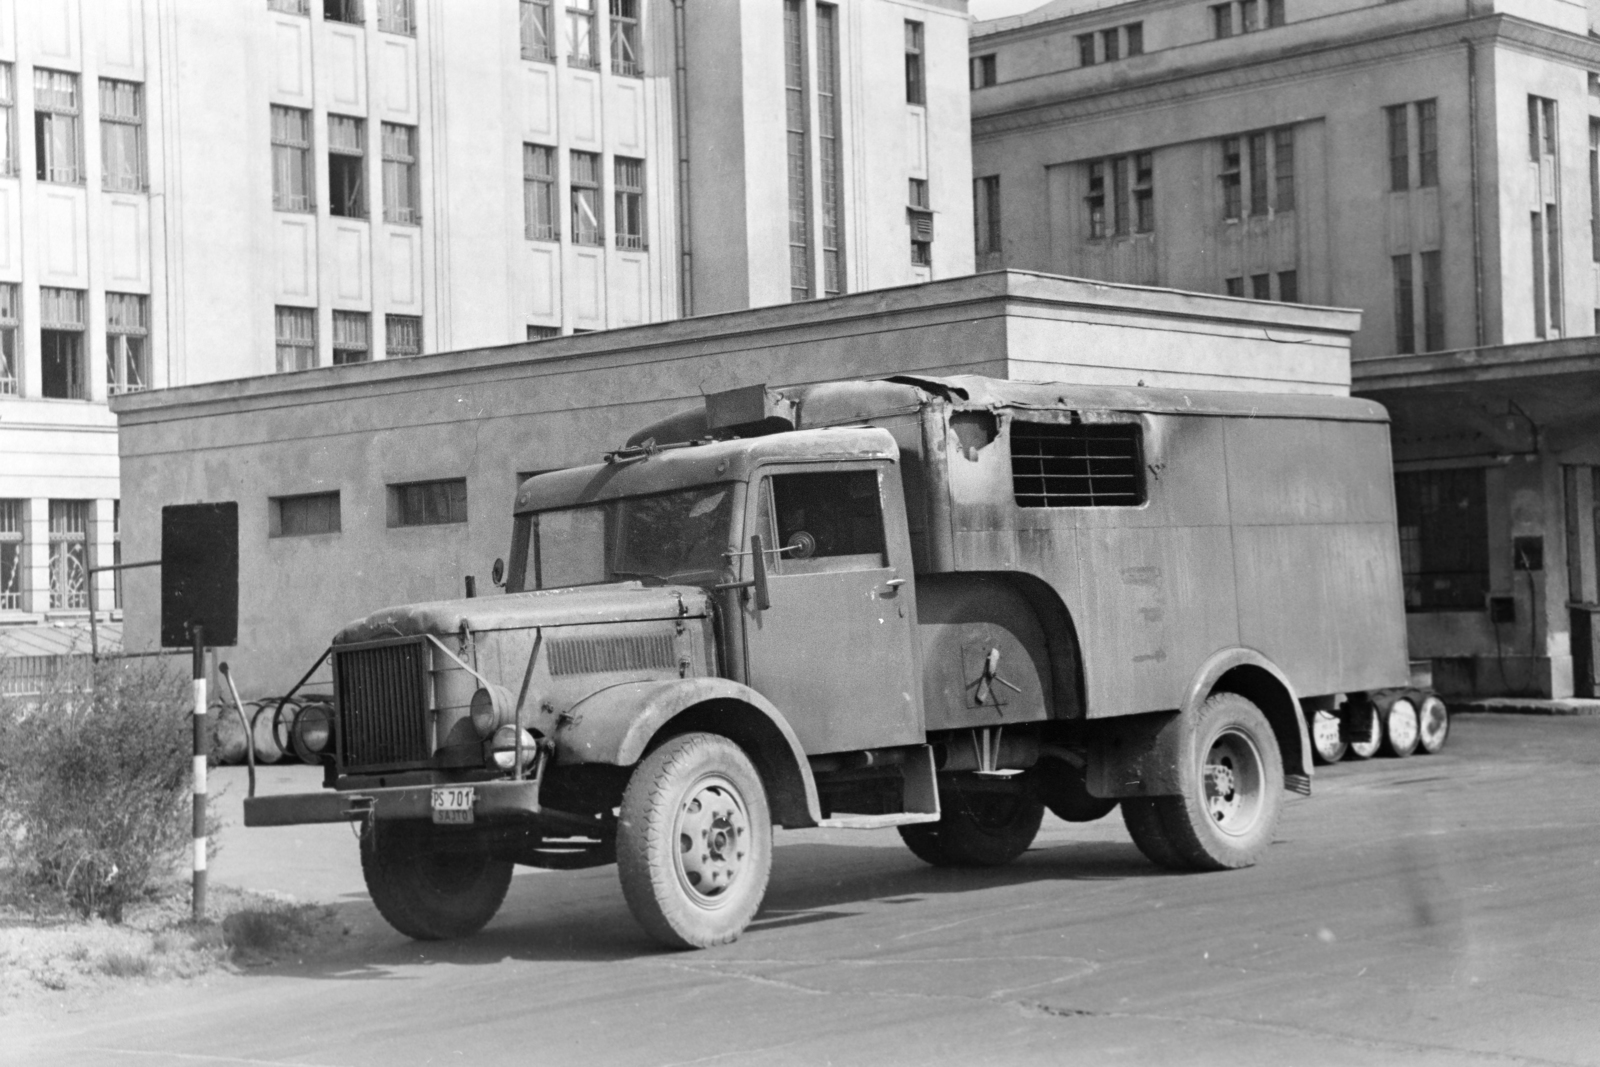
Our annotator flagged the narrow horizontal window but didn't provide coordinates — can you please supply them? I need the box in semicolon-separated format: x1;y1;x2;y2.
270;491;341;537
1011;421;1146;508
388;479;467;527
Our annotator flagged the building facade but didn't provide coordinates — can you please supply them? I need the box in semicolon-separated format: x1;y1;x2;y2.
0;0;972;634
971;0;1600;697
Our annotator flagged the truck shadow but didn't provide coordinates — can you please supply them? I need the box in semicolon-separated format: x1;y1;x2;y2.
262;835;1165;979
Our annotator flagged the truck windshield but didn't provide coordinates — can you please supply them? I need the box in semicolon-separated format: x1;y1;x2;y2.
514;484;736;591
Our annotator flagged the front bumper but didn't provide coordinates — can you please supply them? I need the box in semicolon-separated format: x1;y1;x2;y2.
243;779;588;830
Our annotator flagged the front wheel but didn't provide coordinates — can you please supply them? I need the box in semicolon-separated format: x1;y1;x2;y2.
1152;693;1284;871
617;733;772;949
360;823;514;941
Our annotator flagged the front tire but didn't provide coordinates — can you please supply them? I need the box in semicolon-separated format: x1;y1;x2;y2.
617;733;772;949
1151;693;1284;871
360;823;513;941
898;789;1044;867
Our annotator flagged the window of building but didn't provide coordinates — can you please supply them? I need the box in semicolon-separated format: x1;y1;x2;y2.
271;105;313;211
1396;468;1488;611
1250;273;1270;300
99;79;145;192
388;479;468;528
1268;0;1286;25
1012;421;1146;508
1417;99;1438;187
1529;95;1557;160
1533;205;1561;337
47;500;89;610
34;69;81;184
521;0;552;60
106;293;149;394
1211;3;1234;38
785;0;810;301
40;287;85;400
377;0;413;34
908;178;932;267
1077;33;1096;67
0;64;14;176
1220;137;1241;219
1274;127;1295;211
1086;161;1106;238
328;115;366;218
610;0;640;76
1420;250;1443;352
567;0;598;69
1386;104;1408;191
904;20;925;105
570;149;602;246
971;53;997;89
614;156;645;250
269;0;310;13
270;492;340;538
112;499;121;610
386;314;422;357
0;499;23;611
818;3;844;297
1133;152;1153;233
275;306;316;372
1126;23;1144;55
527;325;561;340
1278;270;1298;303
332;311;369;364
1225;277;1244;296
1101;27;1120;62
974;175;1002;260
324;0;362;23
1241;0;1260;32
381;122;419;224
523;144;558;240
0;283;16;396
1393;254;1415;353
1248;131;1268;216
1110;156;1129;236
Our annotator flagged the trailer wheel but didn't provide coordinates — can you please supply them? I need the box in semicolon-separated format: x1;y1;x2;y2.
898;790;1044;867
360;823;513;941
1121;797;1186;870
1380;695;1420;758
1416;694;1450;754
1153;693;1284;871
1309;709;1348;765
1346;701;1383;760
1031;757;1119;823
617;732;772;949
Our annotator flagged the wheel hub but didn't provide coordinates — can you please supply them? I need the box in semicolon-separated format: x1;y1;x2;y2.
1201;729;1263;836
675;776;749;907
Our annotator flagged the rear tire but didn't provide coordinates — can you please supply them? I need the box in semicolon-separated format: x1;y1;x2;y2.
360;823;513;941
1346;701;1382;760
1309;709;1348;765
1151;693;1284;871
1380;695;1420;758
1031;758;1119;823
1416;694;1450;754
898;789;1044;867
1121;797;1185;870
617;733;772;949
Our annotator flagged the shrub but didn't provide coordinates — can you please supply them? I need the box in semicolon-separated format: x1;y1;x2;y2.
0;659;196;922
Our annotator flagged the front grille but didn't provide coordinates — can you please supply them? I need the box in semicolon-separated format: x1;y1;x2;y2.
335;640;431;769
548;633;676;676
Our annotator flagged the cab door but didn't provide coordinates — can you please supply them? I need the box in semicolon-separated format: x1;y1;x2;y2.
739;461;923;754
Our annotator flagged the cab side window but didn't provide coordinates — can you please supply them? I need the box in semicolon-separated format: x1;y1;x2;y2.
759;470;887;574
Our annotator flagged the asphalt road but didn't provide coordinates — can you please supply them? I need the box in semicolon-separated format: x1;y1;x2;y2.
7;713;1600;1067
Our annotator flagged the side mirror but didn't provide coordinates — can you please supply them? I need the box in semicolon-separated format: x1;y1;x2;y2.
491;557;506;588
715;533;771;611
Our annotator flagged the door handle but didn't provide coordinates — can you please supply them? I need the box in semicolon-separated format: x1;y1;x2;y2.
883;578;907;590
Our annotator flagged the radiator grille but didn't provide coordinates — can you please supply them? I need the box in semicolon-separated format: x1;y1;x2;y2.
548;633;676;676
335;641;431;769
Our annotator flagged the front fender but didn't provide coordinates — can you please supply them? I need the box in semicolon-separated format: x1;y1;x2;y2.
556;676;822;826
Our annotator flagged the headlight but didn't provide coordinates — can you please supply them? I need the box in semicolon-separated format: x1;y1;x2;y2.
470;684;517;738
291;703;334;763
489;725;540;771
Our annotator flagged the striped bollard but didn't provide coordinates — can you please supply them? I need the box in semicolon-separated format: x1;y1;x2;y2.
192;625;207;922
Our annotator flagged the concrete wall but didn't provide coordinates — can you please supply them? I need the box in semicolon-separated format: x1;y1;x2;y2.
111;271;1358;694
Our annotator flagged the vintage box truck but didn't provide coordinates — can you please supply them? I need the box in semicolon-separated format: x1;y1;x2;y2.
245;374;1431;948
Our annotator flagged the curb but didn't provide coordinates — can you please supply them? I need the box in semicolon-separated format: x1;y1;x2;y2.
1447;699;1600;717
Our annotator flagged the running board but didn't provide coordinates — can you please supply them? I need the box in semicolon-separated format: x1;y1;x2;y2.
819;811;940;830
815;744;940;831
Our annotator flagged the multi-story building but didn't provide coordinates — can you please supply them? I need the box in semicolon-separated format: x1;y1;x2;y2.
0;0;973;636
971;0;1600;696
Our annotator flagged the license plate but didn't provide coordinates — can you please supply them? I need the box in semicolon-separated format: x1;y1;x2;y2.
431;786;475;825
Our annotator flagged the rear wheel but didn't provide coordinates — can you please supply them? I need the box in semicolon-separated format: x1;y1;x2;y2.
898;789;1044;867
1309;709;1348;765
617;733;772;949
1416;694;1450;754
360;823;513;941
1151;693;1284;871
1121;797;1185;870
1346;701;1383;760
1380;695;1420;758
1031;758;1119;823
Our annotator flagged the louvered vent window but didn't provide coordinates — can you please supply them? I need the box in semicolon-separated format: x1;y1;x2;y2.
1011;421;1145;507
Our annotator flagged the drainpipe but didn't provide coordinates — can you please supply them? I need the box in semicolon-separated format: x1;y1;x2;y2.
672;0;694;317
1468;39;1485;348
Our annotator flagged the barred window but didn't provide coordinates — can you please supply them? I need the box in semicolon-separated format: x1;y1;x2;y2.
571;149;603;246
388;479;468;527
1248;132;1268;216
35;69;82;184
41;287;86;400
904;20;925;105
521;0;552;60
48;500;89;610
100;79;145;191
325;0;363;24
377;0;414;34
1274;127;1295;211
908;178;932;267
1133;152;1153;233
567;0;597;69
106;293;150;394
271;106;313;211
610;0;640;76
332;310;370;365
328;115;366;218
270;492;340;537
1396;468;1487;611
1011;421;1146;508
818;3;844;296
0;63;16;176
614;156;645;250
527;325;561;340
0;283;17;396
524;144;558;240
1416;99;1438;188
0;499;24;611
386;314;422;357
1087;162;1106;238
1220;137;1241;219
276;306;316;372
1386;104;1409;191
382;122;419;224
974;175;1002;260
